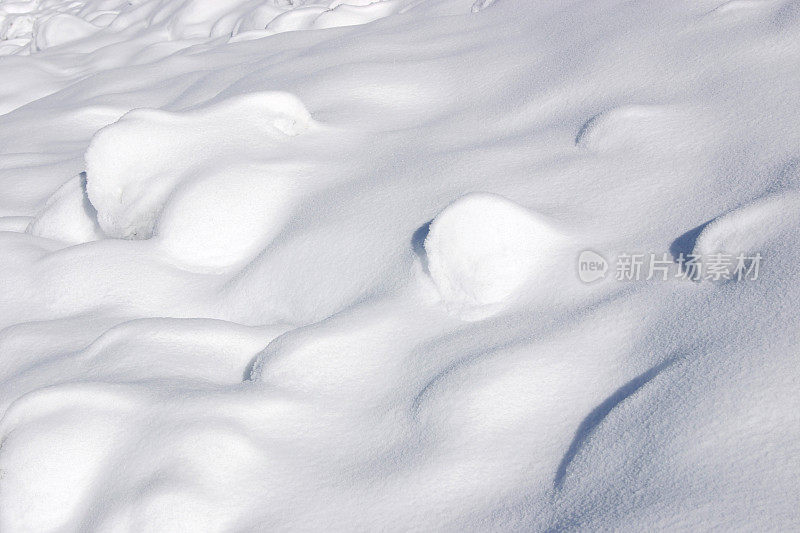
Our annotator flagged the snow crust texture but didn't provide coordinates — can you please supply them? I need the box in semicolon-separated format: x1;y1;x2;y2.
1;0;800;531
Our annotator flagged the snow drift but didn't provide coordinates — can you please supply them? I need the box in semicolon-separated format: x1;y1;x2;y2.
424;192;568;317
1;0;800;531
84;91;316;268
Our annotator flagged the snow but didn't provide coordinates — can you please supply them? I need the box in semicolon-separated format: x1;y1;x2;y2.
0;0;421;55
26;172;104;244
1;0;800;530
424;192;569;318
84;91;313;249
693;190;800;259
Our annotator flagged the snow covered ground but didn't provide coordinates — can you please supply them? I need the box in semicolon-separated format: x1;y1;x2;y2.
1;0;799;530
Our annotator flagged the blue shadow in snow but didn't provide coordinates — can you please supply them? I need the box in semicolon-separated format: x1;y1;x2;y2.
411;220;432;274
669;220;713;260
553;356;678;490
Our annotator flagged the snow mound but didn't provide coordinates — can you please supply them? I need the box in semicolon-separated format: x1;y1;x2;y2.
5;0;800;529
26;173;104;244
312;0;403;30
693;191;800;258
231;0;411;41
0;384;137;532
423;193;566;317
575;104;696;152
31;13;101;51
77;317;285;384
84;91;313;245
0;0;120;54
0;0;424;55
155;162;308;270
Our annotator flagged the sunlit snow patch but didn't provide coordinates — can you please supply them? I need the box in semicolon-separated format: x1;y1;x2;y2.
423;192;567;318
26;173;104;245
0;384;138;532
84;92;313;257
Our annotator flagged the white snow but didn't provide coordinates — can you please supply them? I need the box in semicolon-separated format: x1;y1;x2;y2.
84;91;314;251
26;172;104;244
0;0;421;55
424;192;569;317
693;190;800;259
1;0;800;530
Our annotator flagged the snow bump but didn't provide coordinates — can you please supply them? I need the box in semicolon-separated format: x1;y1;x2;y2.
84;91;313;242
423;193;565;317
575;104;694;152
26;173;104;245
693;191;800;259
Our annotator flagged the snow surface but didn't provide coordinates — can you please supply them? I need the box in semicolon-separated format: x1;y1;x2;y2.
1;0;800;530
